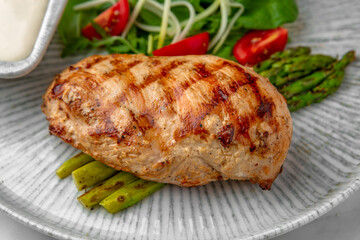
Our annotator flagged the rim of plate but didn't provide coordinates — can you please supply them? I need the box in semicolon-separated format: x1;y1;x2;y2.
0;177;359;240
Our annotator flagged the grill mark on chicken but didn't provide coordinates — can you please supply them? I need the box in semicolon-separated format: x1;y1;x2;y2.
215;89;254;148
49;124;73;143
111;59;186;114
68;65;80;71
257;99;274;118
127;60;142;68
128;82;146;110
101;59;142;79
194;62;212;78
174;69;248;141
244;72;275;119
113;60;189;144
128;109;154;133
85;55;107;69
89;104;139;146
89;105;118;137
166;61;233;104
139;60;186;89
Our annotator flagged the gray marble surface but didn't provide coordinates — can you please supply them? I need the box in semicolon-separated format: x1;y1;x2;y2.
1;189;360;240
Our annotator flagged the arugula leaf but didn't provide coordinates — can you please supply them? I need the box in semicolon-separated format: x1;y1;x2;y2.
58;0;98;44
90;20;109;39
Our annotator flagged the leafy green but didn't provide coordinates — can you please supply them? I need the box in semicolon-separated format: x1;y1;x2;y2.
58;0;97;45
233;0;298;29
90;20;109;38
58;0;298;59
213;30;246;61
138;9;162;26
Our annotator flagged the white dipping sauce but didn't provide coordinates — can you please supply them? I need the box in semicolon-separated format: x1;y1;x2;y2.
0;0;48;62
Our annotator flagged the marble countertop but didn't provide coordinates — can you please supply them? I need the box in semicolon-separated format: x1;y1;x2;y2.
1;189;360;240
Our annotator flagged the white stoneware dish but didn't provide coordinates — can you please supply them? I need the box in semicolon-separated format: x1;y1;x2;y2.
0;0;359;239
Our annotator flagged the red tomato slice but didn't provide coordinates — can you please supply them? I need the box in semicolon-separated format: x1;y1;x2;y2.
233;27;288;66
82;0;129;40
153;32;210;56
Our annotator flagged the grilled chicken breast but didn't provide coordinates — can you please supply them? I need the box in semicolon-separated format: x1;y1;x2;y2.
42;54;292;189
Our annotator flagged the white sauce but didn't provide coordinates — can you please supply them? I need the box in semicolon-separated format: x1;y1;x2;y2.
0;0;48;62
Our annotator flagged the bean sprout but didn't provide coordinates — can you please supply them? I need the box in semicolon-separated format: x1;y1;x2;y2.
147;34;153;55
74;0;116;11
171;1;195;41
121;0;147;38
212;2;245;54
208;0;228;49
180;0;220;27
144;0;181;44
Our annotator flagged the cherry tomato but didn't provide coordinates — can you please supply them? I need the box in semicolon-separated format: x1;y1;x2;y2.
153;32;210;56
82;0;129;40
233;27;288;66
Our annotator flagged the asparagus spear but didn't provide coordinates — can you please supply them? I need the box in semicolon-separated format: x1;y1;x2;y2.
280;51;354;99
100;179;165;213
78;172;138;208
287;51;355;111
273;54;336;86
72;161;118;190
270;54;313;69
287;71;344;111
283;55;335;72
56;152;94;179
259;55;314;82
280;69;333;99
254;46;311;72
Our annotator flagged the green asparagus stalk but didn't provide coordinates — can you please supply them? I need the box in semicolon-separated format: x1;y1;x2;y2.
283;55;335;72
287;51;355;111
287;71;344;111
270;54;312;69
72;161;118;190
254;46;311;72
280;51;354;99
259;55;314;82
273;54;336;86
78;172;138;208
56;152;94;179
100;179;165;213
280;69;332;99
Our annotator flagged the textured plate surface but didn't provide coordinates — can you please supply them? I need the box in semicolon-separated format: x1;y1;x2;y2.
0;0;360;239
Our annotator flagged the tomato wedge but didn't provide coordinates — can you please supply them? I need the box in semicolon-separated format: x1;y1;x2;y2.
233;27;288;66
153;32;210;56
82;0;129;40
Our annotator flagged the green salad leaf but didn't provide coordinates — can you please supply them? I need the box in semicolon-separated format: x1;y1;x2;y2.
58;0;298;59
234;0;298;29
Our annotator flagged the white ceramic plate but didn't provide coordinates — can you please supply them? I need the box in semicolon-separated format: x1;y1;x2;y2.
0;0;359;239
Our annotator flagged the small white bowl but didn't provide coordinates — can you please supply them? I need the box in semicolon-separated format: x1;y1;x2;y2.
0;0;67;79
